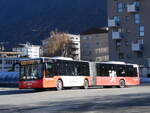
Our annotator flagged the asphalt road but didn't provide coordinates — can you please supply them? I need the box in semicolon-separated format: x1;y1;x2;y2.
0;84;150;113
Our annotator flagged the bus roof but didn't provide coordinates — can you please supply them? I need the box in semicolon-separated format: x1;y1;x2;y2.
50;57;73;61
96;61;139;66
19;57;89;63
96;61;126;65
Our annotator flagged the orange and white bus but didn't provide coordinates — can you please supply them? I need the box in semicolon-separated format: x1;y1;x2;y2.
90;61;140;88
18;57;91;90
18;58;140;90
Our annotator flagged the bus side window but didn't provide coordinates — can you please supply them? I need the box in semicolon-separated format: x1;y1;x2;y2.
99;64;105;76
82;62;89;76
96;64;100;76
46;63;54;77
108;64;117;77
71;61;78;76
116;65;125;77
96;63;107;76
69;61;75;76
133;67;138;77
78;62;82;76
102;64;109;76
56;62;61;75
74;62;79;76
61;61;66;75
76;62;81;76
126;66;136;77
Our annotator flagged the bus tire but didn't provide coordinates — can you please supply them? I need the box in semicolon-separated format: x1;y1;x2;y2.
56;80;63;91
84;79;89;89
119;80;126;88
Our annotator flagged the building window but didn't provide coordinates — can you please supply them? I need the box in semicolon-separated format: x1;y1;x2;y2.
96;42;100;45
134;14;140;24
138;39;144;45
116;40;121;48
114;16;120;22
139;26;144;37
126;28;130;33
125;41;129;46
117;3;124;13
83;37;87;40
137;52;143;58
88;37;92;40
125;16;130;22
88;51;92;55
86;37;89;40
84;44;89;48
118;53;124;59
126;54;131;58
133;1;140;7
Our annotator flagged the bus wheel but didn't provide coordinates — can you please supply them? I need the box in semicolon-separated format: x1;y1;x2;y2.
57;80;63;91
119;80;126;88
84;80;89;89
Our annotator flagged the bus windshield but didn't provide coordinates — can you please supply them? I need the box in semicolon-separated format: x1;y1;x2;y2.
20;63;43;80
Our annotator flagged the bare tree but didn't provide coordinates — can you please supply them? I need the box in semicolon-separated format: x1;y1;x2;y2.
43;31;75;58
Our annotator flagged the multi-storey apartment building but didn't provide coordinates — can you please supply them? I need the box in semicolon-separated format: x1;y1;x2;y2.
108;0;150;76
80;28;109;61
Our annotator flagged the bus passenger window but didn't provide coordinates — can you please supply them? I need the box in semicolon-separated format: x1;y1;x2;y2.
133;68;138;77
116;65;126;77
101;65;109;76
46;63;54;77
126;66;137;77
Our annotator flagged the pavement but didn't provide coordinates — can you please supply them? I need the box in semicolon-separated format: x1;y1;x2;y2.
0;84;150;113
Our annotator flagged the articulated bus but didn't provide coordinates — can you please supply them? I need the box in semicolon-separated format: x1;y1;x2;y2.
18;57;140;90
18;57;91;90
91;62;140;88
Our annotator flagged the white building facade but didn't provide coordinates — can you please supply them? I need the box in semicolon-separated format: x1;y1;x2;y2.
67;34;81;60
13;43;41;58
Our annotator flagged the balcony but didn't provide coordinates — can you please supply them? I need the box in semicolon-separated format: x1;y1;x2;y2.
132;43;143;51
112;31;122;40
108;19;119;27
127;4;139;13
72;50;79;54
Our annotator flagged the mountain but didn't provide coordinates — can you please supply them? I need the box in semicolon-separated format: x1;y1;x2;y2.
0;0;107;49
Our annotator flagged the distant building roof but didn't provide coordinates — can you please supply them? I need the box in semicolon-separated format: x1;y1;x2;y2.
13;43;40;48
80;27;108;35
